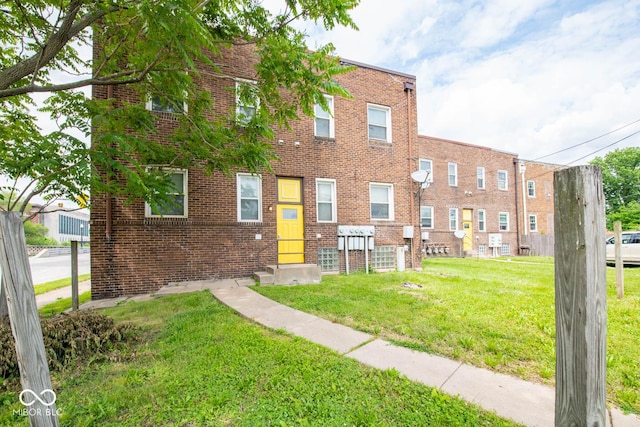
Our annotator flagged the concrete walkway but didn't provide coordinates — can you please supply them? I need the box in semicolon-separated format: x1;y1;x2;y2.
35;280;92;309
40;279;639;427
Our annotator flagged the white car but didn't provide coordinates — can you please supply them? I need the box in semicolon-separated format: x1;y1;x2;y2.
606;231;640;266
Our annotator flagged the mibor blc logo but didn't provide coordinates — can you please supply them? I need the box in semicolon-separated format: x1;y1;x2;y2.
15;388;62;417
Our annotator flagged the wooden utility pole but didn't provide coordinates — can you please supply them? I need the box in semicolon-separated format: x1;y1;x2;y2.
0;212;59;427
614;221;624;299
554;166;607;426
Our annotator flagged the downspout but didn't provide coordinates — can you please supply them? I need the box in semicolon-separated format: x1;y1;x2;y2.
513;158;521;253
106;85;113;241
405;82;415;270
520;162;528;237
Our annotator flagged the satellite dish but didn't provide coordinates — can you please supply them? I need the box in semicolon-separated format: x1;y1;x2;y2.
411;170;431;189
411;170;428;183
454;230;466;239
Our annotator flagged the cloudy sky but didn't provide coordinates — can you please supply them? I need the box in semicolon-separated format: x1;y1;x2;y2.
291;0;640;165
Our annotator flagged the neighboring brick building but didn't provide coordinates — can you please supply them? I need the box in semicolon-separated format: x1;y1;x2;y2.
415;136;521;257
516;160;559;256
91;46;421;298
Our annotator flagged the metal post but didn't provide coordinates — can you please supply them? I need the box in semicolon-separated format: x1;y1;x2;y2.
71;241;79;311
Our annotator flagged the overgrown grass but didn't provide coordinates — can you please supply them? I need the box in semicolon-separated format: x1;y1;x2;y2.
255;256;640;414
33;275;91;295
0;292;519;426
38;291;92;317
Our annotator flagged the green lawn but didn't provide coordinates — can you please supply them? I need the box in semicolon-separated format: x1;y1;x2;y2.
0;292;520;426
255;257;640;414
33;274;91;295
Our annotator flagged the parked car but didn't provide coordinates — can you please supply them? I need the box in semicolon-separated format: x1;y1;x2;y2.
606;231;640;266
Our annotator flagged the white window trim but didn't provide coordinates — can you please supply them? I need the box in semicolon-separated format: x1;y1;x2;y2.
448;163;458;187
529;214;538;232
235;79;260;124
421;205;434;229
477;167;485;189
146;94;188;113
237;173;262;222
498;170;508;191
419;159;434;182
449;208;458;231
527;180;536;198
478;209;486;232
144;168;188;218
499;212;510;231
369;182;394;221
367;103;392;142
316;178;337;223
314;95;335;138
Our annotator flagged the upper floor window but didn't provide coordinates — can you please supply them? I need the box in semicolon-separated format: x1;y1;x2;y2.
314;95;334;138
236;80;259;125
237;173;262;222
527;180;536;197
421;206;434;228
477;167;485;189
499;212;509;231
448;163;458;187
146;95;186;114
498;170;508;191
529;214;538;232
370;183;394;220
478;209;486;232
419;159;434;183
316;179;337;223
145;169;188;218
367;104;392;142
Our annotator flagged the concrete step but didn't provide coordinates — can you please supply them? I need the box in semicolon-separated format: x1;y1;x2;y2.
253;271;274;284
264;264;321;285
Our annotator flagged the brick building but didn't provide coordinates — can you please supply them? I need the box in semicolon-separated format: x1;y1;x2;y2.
415;136;521;258
516;160;558;256
91;46;422;298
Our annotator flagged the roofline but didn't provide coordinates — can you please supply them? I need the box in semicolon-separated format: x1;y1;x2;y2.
418;134;519;157
340;58;416;80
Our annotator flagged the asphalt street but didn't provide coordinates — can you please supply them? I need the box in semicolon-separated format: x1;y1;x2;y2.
29;252;91;285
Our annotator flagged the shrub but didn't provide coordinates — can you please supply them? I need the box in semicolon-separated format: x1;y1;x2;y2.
0;311;136;380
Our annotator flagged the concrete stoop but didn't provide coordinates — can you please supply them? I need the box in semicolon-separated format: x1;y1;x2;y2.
253;263;321;285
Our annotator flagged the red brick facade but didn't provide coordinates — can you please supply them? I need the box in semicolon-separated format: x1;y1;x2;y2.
91;46;421;298
415;136;521;257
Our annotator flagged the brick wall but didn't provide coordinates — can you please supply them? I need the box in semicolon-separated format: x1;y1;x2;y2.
416;136;520;257
91;45;420;298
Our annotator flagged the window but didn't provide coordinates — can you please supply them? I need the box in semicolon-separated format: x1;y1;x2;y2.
237;173;262;222
145;169;188;217
499;212;509;231
58;215;89;236
146;95;186;113
498;170;508;191
372;246;395;269
318;247;339;272
314;95;334;138
478;209;486;232
529;214;538;232
448;163;458;187
477;167;485;189
236;80;259;124
420;206;434;228
500;244;511;256
419;159;434;182
367;104;392;142
370;183;394;220
316;179;336;223
449;208;458;231
527;180;536;197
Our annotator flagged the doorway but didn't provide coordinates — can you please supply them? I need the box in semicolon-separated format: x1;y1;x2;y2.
462;209;473;252
276;178;304;264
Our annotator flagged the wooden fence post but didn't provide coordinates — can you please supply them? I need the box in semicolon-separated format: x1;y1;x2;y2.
554;166;607;426
0;212;59;427
614;221;624;299
71;241;79;311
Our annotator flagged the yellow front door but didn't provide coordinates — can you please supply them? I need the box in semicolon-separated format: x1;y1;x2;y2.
277;178;304;264
462;209;473;251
